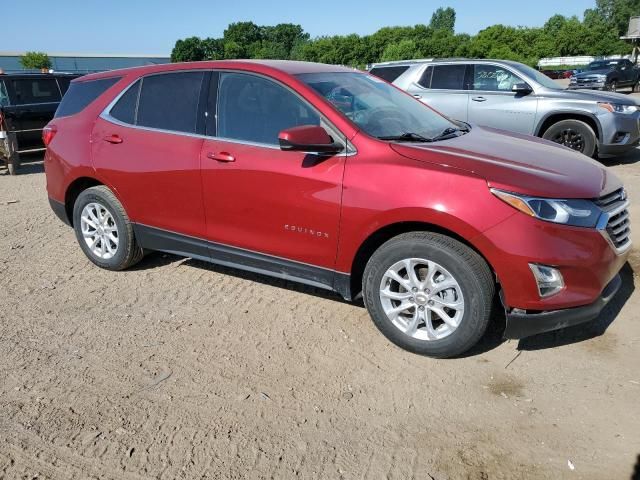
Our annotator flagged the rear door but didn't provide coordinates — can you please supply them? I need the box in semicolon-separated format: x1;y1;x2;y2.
466;63;538;135
407;64;470;121
4;77;61;151
92;71;208;240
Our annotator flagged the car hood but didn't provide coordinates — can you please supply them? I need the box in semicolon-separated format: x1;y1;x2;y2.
543;87;637;104
576;68;612;77
390;126;621;199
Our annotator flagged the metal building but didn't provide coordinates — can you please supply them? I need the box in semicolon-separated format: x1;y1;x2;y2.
0;51;170;74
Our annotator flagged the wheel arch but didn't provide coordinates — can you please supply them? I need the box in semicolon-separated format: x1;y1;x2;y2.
64;176;105;226
535;111;602;143
345;220;497;301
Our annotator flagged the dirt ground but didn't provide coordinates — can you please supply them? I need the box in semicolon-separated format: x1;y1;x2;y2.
1;146;639;480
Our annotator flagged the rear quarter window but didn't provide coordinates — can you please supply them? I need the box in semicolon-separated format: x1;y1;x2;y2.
369;66;410;83
0;81;9;107
55;77;121;118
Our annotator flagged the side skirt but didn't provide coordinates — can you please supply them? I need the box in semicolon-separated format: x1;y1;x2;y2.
133;224;353;300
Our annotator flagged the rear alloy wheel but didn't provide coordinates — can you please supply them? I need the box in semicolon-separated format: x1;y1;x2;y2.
73;186;144;270
542;119;597;157
363;232;494;358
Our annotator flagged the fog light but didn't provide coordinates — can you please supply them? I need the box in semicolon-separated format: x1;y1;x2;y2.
529;264;564;298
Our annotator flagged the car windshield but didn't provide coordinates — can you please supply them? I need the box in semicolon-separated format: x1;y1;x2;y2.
297;72;460;140
589;61;617;70
514;64;563;90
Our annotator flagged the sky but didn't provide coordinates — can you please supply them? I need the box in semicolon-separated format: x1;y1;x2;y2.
2;0;596;56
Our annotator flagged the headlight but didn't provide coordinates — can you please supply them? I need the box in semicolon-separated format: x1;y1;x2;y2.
598;102;639;114
569;76;576;82
491;189;602;227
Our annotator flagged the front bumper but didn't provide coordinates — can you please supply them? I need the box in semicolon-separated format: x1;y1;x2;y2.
503;273;622;339
598;110;640;156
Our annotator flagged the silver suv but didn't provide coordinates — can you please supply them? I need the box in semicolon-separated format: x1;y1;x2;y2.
369;59;640;157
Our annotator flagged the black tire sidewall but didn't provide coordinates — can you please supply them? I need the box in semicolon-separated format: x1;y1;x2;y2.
363;237;491;358
542;120;597;157
72;189;131;270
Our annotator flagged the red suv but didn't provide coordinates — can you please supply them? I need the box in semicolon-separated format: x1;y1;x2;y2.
44;60;631;358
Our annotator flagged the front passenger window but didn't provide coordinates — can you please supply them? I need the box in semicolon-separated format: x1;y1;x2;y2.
472;65;523;92
216;72;320;145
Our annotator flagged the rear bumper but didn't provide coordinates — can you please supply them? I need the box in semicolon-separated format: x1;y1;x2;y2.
503;273;622;339
49;197;70;226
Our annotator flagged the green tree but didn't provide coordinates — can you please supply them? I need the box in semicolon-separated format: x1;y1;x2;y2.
20;51;51;70
202;38;225;60
171;37;205;62
381;40;419;62
589;0;640;36
429;7;456;32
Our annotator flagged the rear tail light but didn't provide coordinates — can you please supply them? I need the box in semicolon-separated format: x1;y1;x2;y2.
42;124;57;146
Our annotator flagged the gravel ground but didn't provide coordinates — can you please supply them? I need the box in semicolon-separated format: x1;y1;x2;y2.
1;145;639;479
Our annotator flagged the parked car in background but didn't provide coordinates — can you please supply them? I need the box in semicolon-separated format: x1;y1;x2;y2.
569;59;640;92
0;72;79;175
369;58;640;158
44;60;630;358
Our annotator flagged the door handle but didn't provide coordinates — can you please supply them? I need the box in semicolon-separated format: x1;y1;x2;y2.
103;134;123;144
206;151;235;162
412;94;422;99
471;96;487;102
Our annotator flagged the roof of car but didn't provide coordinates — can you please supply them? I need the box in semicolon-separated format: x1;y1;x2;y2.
370;58;527;68
76;60;359;82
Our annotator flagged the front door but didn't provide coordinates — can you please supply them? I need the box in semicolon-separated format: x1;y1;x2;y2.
91;72;208;240
200;71;345;272
466;63;538;135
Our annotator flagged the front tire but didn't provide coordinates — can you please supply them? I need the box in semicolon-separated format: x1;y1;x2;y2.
362;232;494;358
542;119;597;157
72;186;143;270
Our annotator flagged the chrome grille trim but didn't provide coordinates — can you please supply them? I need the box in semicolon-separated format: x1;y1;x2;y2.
595;188;631;254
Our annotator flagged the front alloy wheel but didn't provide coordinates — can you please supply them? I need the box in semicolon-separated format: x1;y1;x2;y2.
379;258;464;340
363;232;494;358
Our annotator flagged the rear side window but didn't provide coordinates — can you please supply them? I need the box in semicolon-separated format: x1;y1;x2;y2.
10;78;61;104
55;77;120;118
137;72;204;133
110;80;140;124
369;66;410;83
429;65;467;90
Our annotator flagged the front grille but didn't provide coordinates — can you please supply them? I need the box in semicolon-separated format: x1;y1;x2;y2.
595;188;631;252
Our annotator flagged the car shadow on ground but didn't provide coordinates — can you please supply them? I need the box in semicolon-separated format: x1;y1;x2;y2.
600;147;640;166
133;253;635;356
131;252;355;305
516;262;635;351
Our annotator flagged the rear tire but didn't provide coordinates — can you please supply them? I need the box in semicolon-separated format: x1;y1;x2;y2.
362;232;494;358
72;186;144;270
542;119;597;158
7;152;20;175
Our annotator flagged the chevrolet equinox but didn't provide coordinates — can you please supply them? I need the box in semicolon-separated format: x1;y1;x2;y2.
44;60;631;358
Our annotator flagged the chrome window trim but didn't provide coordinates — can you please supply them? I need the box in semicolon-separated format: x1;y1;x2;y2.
100;69;357;155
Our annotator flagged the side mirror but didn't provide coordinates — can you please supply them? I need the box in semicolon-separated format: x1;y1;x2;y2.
512;82;532;94
278;125;343;154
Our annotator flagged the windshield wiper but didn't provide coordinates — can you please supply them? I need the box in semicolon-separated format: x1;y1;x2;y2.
378;132;433;142
428;127;467;142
